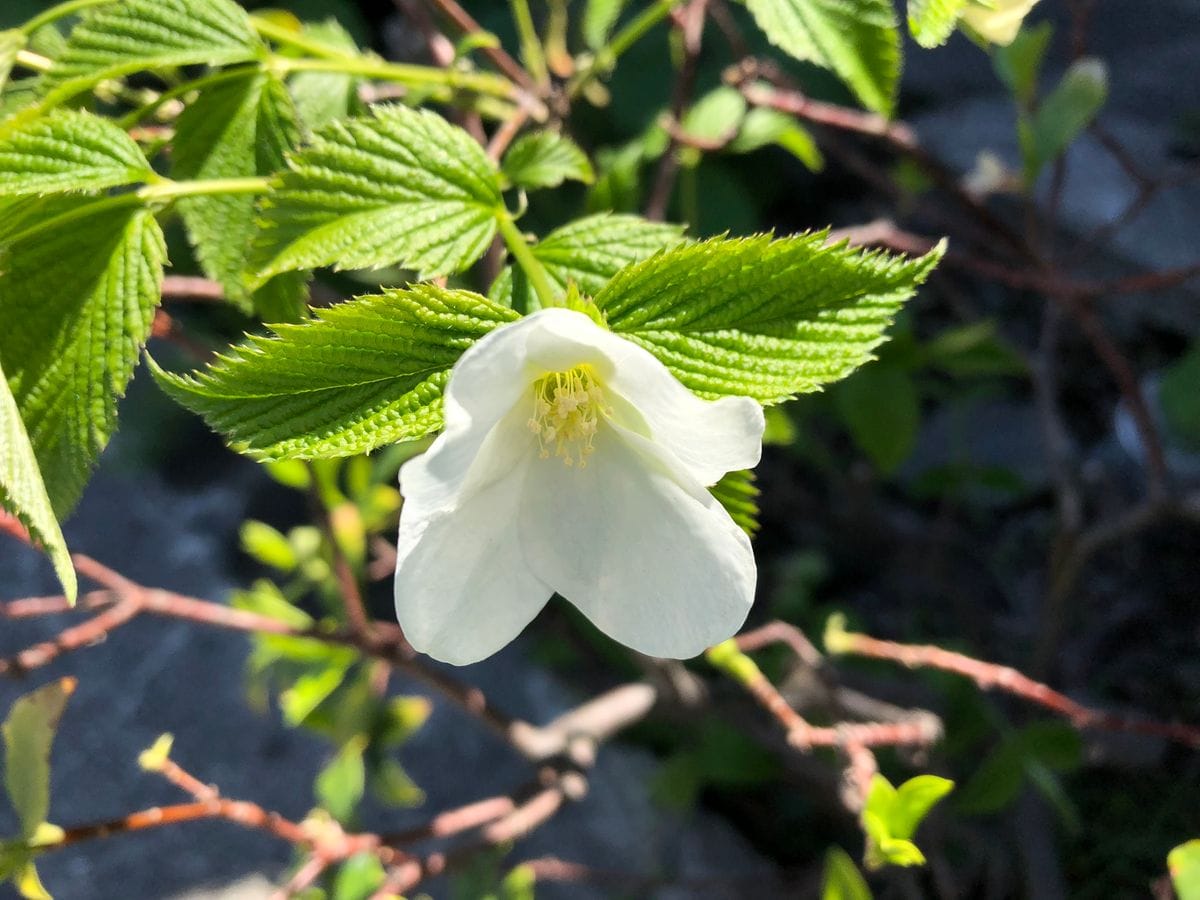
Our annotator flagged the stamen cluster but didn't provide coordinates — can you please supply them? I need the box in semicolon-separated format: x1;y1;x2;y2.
527;366;609;467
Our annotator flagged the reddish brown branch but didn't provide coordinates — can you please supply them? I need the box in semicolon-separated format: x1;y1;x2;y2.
160;276;226;303
832;629;1200;749
417;0;536;92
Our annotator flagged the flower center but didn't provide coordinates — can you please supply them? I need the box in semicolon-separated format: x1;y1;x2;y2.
526;366;611;468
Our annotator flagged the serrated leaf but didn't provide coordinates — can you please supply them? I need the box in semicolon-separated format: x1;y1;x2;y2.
489;212;686;312
0;362;75;602
41;0;261;104
0;200;165;514
744;0;901;115
0;31;27;96
595;234;943;403
172;72;306;319
252;105;503;284
1021;58;1107;182
710;469;760;535
151;285;518;460
907;0;968;48
2;678;75;840
501;131;594;190
0;109;154;196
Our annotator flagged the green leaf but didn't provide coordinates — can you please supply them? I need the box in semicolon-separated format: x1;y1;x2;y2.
992;21;1052;107
1021;58;1107;182
681;86;746;146
835;361;920;472
1;30;29;97
1170;839;1200;900
501;131;594;190
1158;342;1200;451
821;847;872;900
907;0;968;48
41;0;261;105
151;285;518;460
888;774;954;839
489;212;686;312
13;861;52;900
286;20;362;133
0;109;154;196
316;736;366;823
370;757;424;808
2;678;75;840
729;107;824;171
331;852;386;900
172;72;306;319
710;469;760;535
596;234;943;403
230;578;314;629
240;520;297;572
582;0;627;50
0;362;75;602
743;0;901;115
252;105;503;283
0;200;165;514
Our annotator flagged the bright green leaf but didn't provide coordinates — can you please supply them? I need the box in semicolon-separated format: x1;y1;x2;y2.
279;651;355;725
2;678;75;840
1021;57;1107;181
489;212;685;312
172;72;306;320
370;757;424;808
729;107;824;171
331;852;387;900
0;362;75;602
41;0;261;105
316;736;366;823
151;285;517;460
287;20;362;133
1170;840;1200;900
596;234;943;403
501;131;594;190
889;775;954;839
710;469;760;536
252;105;503;283
14;861;52;900
821;847;872;900
743;0;901;115
0;109;153;197
230;578;314;629
907;0;968;48
836;361;920;472
240;520;297;572
0;200;165;514
681;86;746;147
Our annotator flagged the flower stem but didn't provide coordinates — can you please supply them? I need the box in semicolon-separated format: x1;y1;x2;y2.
568;0;681;98
508;0;548;87
495;210;558;310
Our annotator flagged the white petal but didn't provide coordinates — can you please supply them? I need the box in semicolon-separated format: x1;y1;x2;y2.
518;422;756;658
394;435;550;665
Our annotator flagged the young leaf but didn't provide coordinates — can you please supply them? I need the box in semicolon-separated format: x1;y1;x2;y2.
595;234;944;403
907;0;968;48
252;105;504;284
2;678;75;840
172;72;306;319
0;200;165;514
821;847;872;900
681;86;747;147
0;110;155;196
1021;58;1107;181
1170;840;1200;900
151;285;518;460
501;131;594;190
316;736;367;823
583;0;628;50
41;0;261;104
489;212;686;311
743;0;901;116
888;774;955;839
992;21;1052;107
729;108;824;171
0;363;76;603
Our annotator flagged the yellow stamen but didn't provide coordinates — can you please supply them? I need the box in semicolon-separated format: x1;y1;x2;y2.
528;366;611;468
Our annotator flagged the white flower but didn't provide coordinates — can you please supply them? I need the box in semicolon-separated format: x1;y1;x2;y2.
961;0;1040;45
393;307;765;665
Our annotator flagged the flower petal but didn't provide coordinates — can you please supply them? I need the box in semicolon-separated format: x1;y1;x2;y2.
518;422;756;658
394;446;551;665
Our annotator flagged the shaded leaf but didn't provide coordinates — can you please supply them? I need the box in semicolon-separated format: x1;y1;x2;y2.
502;131;594;190
2;678;75;840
